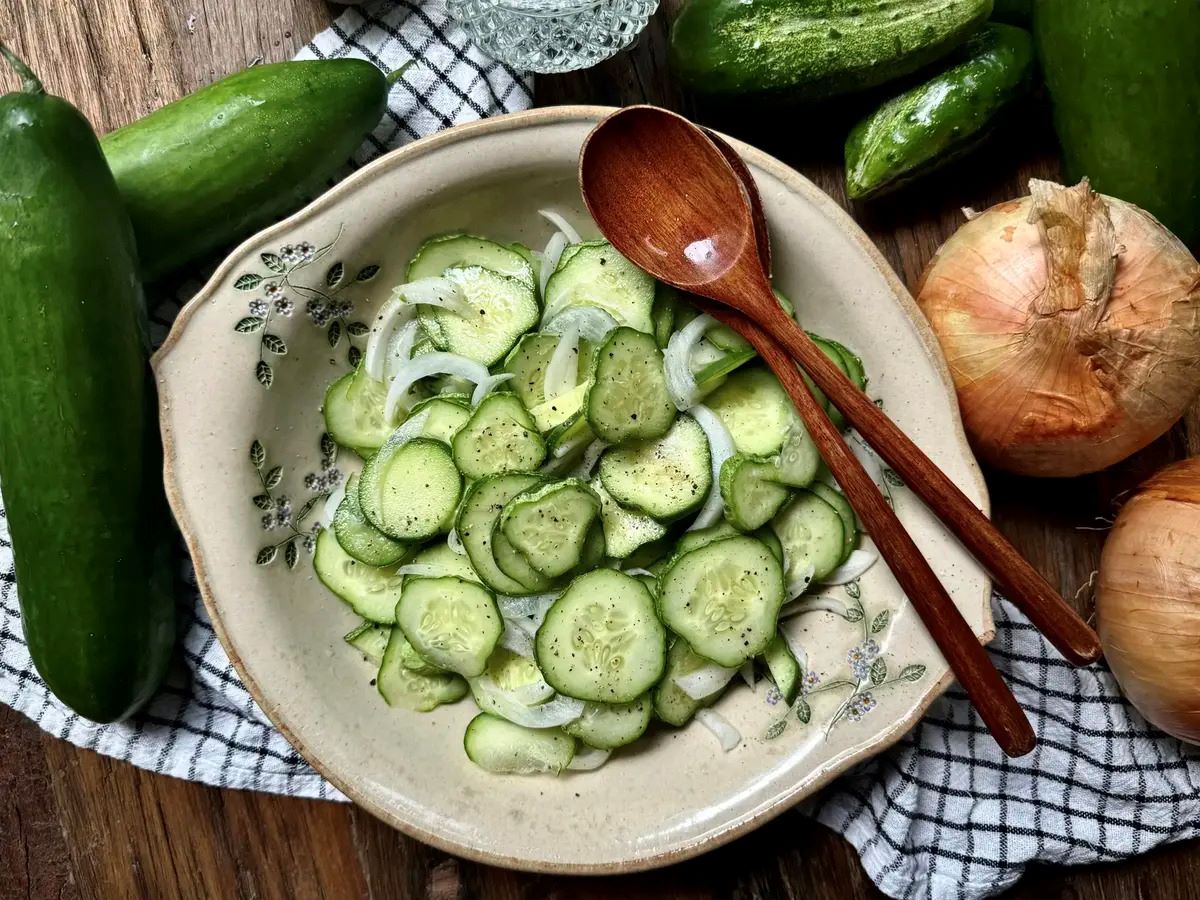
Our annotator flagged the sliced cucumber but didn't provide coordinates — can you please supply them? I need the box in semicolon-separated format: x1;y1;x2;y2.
378;628;467;711
408;540;481;583
707;323;752;352
397;576;502;678
397;634;446;676
458;473;551;596
344;621;392;665
491;528;557;593
452;392;546;479
658;535;785;667
754;526;785;564
693;348;757;390
704;367;793;457
653;639;728;727
563;695;653;749
805;334;853;430
586;327;676;444
720;453;791;531
762;632;800;704
463;714;575;775
535;569;666;703
598;415;711;521
407;233;535;289
333;473;410;567
772;419;821;488
675;521;742;558
501;333;593;411
314;528;405;624
420;266;539;366
546;412;595;460
323;368;393;455
360;437;462;541
823;337;867;392
591;477;668;560
809;482;858;565
543;241;655;334
500;479;602;579
651;283;679;348
771;489;846;584
470;648;555;716
527;381;589;433
409;394;472;444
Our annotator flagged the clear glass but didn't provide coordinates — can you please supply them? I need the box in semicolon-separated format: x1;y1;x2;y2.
448;0;659;74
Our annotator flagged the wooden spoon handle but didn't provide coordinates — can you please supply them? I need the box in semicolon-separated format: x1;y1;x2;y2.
754;302;1101;667
708;307;1036;758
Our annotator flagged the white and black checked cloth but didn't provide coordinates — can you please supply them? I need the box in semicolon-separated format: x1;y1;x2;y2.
2;4;1198;897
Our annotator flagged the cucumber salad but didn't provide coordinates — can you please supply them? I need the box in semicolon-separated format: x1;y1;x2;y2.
316;212;878;775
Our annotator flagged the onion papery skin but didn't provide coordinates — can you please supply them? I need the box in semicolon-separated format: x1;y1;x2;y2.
1096;458;1200;745
916;179;1200;477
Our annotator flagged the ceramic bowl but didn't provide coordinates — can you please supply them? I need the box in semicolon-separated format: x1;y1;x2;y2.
155;106;991;873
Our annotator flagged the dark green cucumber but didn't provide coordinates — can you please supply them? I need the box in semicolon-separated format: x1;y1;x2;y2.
670;0;992;98
102;59;395;280
844;23;1034;200
1034;1;1200;246
0;48;174;722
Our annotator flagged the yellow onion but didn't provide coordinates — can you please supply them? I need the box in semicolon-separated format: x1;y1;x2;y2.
1097;458;1200;745
916;179;1200;477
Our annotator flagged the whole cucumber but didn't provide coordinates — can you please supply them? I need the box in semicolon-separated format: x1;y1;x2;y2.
102;59;393;280
1034;0;1200;246
844;23;1034;199
0;48;174;722
669;0;993;98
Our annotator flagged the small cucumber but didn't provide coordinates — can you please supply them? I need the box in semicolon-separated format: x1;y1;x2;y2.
845;24;1035;200
102;59;395;280
670;0;992;98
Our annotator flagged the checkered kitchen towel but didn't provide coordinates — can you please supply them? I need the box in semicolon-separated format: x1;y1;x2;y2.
2;4;1198;898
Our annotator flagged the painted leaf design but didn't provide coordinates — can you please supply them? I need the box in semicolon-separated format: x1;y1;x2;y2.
346;321;369;337
252;494;272;510
883;468;905;488
261;252;286;273
295;496;320;523
235;316;265;333
265;466;284;489
262;333;288;355
320;433;336;460
844;581;862;600
348;346;363;368
844;605;864;623
256;360;274;388
355;264;380;282
795;699;812;724
256;546;278;565
235;274;262;291
326;261;344;287
765;719;787;740
327;320;342;348
900;664;927;683
285;540;299;569
250;440;266;469
870;658;887;685
871;610;890;634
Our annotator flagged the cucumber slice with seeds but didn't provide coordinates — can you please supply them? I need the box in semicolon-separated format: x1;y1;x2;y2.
314;528;405;624
704;367;794;457
653;638;729;727
334;473;410;567
598;415;711;520
408;541;481;583
344;622;392;665
407;233;535;289
591;478;668;560
378;628;467;711
658;535;785;667
772;420;821;488
772;489;846;584
586;327;676;444
464;714;575;775
535;569;667;703
720;453;791;531
674;521;741;558
500;479;602;579
409;394;472;444
563;695;653;749
397;575;502;678
492;528;558;593
452;393;546;479
360;437;462;541
323;368;394;454
543;241;656;334
458;473;552;596
420;266;539;366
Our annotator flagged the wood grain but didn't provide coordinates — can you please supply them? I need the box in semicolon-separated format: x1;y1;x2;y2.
2;0;1199;898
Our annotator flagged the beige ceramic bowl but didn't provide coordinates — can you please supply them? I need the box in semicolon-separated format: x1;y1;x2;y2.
155;106;991;873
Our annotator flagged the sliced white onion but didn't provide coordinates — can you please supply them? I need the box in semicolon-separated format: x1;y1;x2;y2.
567;746;612;771
818;549;879;586
688;404;736;530
511;678;556;706
447;528;466;556
364;295;416;381
384;318;422;381
689;337;728;370
848;432;886;490
544;329;581;402
542;305;620;343
394;276;471;316
319;478;348;528
529;602;553;628
664;314;714;410
786;562;817;600
498;593;558;620
552;429;594;460
382;408;432;450
739;660;756;691
674;662;738;700
471;676;583;729
622;567;653;578
499;618;535;657
471;372;514;408
575;440;608;479
384;352;489;421
539;208;583;245
782;594;853;620
540;230;568;298
395;562;451;579
779;620;810;673
695;708;741;752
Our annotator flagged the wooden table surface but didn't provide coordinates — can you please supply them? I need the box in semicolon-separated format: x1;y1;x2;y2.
2;1;1199;898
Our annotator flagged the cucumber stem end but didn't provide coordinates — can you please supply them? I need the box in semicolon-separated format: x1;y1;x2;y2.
0;43;44;95
385;60;417;88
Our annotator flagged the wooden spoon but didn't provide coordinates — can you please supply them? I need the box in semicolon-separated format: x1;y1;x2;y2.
581;104;1100;669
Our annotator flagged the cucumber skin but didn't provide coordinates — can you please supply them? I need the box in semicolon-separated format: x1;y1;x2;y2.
1034;0;1200;246
670;0;993;98
0;73;175;722
102;60;387;280
844;23;1034;200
